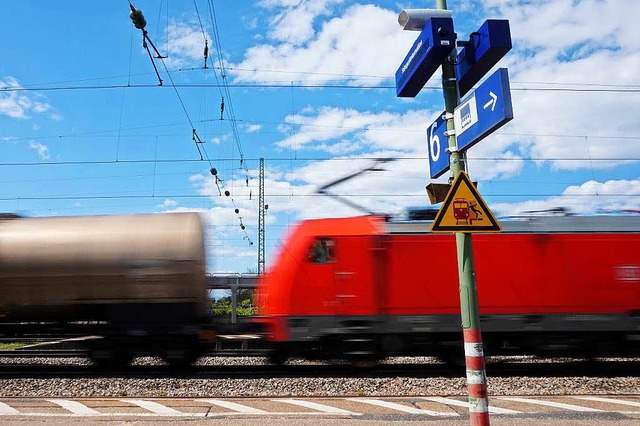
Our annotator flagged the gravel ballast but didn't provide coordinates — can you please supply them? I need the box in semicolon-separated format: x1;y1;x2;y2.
0;356;638;398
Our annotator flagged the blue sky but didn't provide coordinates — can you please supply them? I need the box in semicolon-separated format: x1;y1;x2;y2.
1;0;639;273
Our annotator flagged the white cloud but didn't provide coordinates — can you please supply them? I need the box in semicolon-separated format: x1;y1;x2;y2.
28;141;50;160
162;20;212;68
275;106;524;180
244;124;262;133
277;107;429;152
482;0;638;54
259;0;345;45
493;178;640;217
232;4;416;84
453;0;640;174
158;199;178;208
0;77;52;120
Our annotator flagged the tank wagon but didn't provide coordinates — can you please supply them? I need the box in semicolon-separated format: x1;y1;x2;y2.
256;215;640;363
0;212;210;366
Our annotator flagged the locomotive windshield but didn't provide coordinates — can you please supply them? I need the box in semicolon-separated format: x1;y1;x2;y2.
307;238;336;264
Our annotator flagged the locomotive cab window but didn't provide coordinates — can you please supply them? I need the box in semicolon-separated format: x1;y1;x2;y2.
307;238;336;264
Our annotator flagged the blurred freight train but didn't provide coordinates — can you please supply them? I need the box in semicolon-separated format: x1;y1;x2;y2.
1;212;640;367
255;215;640;363
0;212;211;367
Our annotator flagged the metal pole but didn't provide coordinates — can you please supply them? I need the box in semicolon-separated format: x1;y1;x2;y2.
230;283;238;324
258;158;265;275
436;1;490;424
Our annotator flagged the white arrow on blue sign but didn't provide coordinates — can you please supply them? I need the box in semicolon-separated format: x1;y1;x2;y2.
427;67;513;179
454;67;513;152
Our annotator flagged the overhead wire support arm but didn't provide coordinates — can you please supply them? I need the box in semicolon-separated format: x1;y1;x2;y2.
191;129;204;160
129;3;166;86
315;158;396;216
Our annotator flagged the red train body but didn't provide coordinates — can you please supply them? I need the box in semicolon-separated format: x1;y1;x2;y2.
256;215;640;361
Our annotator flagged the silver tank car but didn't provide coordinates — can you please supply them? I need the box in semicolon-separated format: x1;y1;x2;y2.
0;212;206;321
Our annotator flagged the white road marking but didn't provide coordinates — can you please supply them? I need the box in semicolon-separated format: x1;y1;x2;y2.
499;397;602;412
5;396;639;417
120;399;185;415
46;399;99;415
348;398;458;416
0;402;20;415
196;398;267;414
274;399;359;415
575;396;640;408
422;397;521;414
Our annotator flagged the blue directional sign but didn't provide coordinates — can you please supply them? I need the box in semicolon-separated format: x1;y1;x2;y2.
427;113;450;179
454;67;513;152
427;68;513;179
395;17;455;98
456;20;512;97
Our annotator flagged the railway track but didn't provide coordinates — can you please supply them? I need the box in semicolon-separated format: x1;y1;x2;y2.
1;355;639;378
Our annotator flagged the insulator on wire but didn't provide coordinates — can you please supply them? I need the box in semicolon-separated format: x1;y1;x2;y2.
203;39;209;69
129;6;147;30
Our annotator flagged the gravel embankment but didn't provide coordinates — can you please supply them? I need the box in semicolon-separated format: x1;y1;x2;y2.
0;356;638;398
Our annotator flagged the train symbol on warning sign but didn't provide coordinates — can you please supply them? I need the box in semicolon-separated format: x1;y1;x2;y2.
431;171;500;233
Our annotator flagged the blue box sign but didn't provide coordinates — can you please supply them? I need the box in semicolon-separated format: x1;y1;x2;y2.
395;17;455;98
427;113;450;179
456;20;511;97
454;68;513;152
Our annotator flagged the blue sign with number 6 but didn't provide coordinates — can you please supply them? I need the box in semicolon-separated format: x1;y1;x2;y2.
427;114;449;179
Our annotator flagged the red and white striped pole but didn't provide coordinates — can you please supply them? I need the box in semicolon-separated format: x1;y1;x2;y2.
434;0;492;423
463;329;490;425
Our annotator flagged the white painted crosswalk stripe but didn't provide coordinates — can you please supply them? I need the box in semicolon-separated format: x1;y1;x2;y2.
499;397;602;412
575;396;640;408
274;398;359;415
422;397;521;414
47;399;100;415
121;399;185;415
196;398;267;414
0;402;20;415
348;398;458;416
3;395;639;417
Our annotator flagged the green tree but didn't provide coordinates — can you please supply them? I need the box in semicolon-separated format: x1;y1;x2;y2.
208;289;255;317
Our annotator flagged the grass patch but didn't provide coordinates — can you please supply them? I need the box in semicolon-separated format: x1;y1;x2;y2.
0;342;30;350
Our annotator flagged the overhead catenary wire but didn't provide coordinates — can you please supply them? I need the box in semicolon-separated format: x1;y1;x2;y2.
4;82;640;93
196;0;253;245
4;66;640;92
3;156;640;167
1;193;639;202
126;1;253;245
205;0;250;186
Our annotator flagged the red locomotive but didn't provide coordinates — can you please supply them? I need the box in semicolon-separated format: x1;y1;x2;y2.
256;215;640;363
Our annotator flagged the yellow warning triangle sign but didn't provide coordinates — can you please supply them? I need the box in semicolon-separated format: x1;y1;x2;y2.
430;171;501;233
